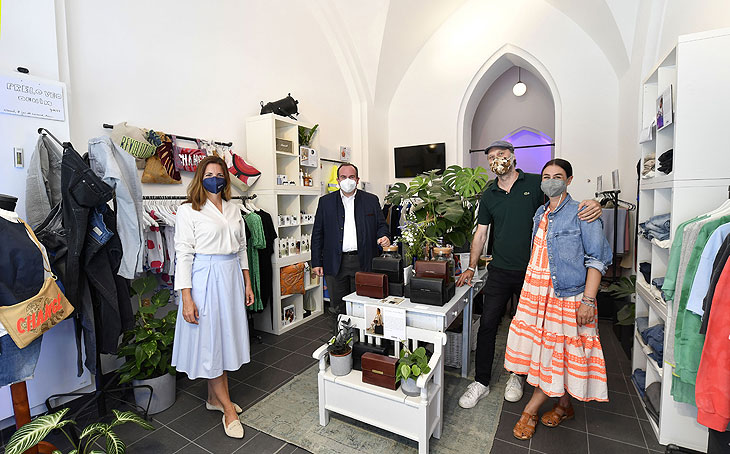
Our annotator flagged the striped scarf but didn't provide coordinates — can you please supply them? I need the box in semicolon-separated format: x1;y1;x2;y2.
244;212;266;312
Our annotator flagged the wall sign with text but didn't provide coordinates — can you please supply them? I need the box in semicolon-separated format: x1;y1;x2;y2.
0;74;65;121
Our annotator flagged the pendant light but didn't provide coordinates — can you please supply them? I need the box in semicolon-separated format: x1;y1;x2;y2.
513;67;527;97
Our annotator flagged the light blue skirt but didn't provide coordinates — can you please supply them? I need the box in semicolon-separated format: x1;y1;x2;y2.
171;254;250;379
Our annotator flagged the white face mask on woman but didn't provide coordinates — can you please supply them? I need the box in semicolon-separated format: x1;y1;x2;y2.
339;178;357;193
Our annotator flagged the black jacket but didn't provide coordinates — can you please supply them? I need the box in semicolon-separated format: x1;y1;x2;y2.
311;190;389;275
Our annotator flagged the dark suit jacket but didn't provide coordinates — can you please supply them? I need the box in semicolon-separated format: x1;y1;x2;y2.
311;189;390;276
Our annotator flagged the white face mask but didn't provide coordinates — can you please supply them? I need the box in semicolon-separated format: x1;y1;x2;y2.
339;178;357;193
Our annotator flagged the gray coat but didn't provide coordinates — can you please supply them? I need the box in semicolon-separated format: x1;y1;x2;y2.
25;135;63;228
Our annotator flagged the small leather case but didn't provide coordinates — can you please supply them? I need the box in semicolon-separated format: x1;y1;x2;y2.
355;272;389;299
372;257;404;283
361;352;399;390
414;260;448;281
352;341;390;371
388;282;405;297
410;276;447;306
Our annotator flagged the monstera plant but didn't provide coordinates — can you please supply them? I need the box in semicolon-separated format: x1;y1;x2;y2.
386;165;489;253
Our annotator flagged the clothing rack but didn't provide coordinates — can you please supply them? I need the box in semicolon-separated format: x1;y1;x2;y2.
596;189;636;281
102;123;233;147
37;128;68;148
469;143;556;153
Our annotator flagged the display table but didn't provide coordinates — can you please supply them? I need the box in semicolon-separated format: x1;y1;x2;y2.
311;268;487;454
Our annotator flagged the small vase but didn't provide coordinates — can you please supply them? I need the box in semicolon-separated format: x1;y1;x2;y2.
329;349;353;376
401;377;420;397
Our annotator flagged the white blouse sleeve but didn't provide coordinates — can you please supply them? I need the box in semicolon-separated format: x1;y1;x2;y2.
238;215;249;270
174;205;196;290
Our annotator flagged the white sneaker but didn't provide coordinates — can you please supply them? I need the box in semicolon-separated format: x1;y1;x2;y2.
458;381;490;409
504;373;524;402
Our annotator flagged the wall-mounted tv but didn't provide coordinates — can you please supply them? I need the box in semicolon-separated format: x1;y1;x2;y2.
394;142;446;178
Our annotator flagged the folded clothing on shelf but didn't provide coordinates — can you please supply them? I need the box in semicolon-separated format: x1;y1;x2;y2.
639;213;671;241
632;369;647;397
636;316;649;334
651;277;665;290
641;324;665;364
644;382;661;423
642;153;656;177
639;262;652;284
657;149;673;174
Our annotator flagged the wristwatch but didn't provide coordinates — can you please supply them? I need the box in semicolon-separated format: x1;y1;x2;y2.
466;266;476;273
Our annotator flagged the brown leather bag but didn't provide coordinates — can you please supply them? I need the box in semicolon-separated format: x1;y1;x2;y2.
361;353;399;390
280;263;306;296
414;260;448;280
355;272;389;299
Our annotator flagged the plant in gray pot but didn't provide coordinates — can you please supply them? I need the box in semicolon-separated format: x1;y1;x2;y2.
396;342;432;397
117;275;177;414
327;318;354;376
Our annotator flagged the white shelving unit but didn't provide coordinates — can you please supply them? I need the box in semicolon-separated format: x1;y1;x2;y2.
634;28;730;452
246;113;324;335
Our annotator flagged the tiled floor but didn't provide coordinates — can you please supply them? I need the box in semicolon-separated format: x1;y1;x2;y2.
1;314;666;454
489;320;667;454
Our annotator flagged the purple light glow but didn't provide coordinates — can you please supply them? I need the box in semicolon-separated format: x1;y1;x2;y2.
502;129;553;175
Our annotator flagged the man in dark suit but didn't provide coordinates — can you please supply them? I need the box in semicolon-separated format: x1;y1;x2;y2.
312;163;390;314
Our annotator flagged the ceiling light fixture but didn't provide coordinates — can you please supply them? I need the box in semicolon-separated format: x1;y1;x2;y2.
513;67;527;97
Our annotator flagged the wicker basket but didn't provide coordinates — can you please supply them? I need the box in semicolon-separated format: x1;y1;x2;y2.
444;315;480;369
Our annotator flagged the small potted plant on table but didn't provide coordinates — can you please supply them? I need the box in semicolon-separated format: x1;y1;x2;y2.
396;343;432;397
328;318;354;376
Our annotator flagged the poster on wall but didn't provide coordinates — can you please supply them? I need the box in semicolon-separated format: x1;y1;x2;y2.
0;74;65;121
656;85;673;131
339;146;351;162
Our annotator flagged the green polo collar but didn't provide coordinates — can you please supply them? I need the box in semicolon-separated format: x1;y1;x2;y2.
489;169;526;192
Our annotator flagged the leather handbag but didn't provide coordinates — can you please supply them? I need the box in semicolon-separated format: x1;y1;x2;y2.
352;341;389;371
410;276;449;306
414;260;448;281
388;282;405;297
372;256;403;283
361;352;399;390
224;148;261;191
355;272;388;299
0;221;74;348
280;263;306;296
171;136;207;172
142;130;181;184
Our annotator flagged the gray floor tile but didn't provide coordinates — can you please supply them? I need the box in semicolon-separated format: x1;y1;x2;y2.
252;346;293;364
194;423;259;454
290;448;311;454
154;392;204;424
228;360;269;382
631;395;649;421
606;371;630;394
278;444;303;454
252;330;285;346
166;403;222;441
181;380;210;401
243;367;295;392
228;383;268;411
489;438;529;453
639;418;665;452
294;340;325;356
249;339;269;355
127;427;190;454
585;390;638;417
272;334;310;352
529;425;589;454
272;352;317;374
585;407;645;447
174;442;213;453
292;326;330;342
587;434;648;453
111;413;157;446
494;411;531;449
234;431;287;453
537;399;587;433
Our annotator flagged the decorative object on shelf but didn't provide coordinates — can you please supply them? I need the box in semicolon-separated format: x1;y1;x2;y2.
4;407;154;454
328;318;354;376
224;148;261;191
386;165;489;252
260;93;299;119
280;262;306;295
355;272;389;299
282;304;295;326
340;146;351;162
396;342;432;397
300;147;318;167
276;138;293;153
116;274;177;414
361;352;399;390
298;124;319;147
656;85;673;131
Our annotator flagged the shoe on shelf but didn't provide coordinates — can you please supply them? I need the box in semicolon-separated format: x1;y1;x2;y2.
222;414;244;439
458;381;490;409
504;373;524;402
206;401;243;414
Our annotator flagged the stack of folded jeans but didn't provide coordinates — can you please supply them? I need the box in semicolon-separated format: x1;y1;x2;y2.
641;324;665;364
639;213;671;241
632;369;647;397
639;262;652;284
658;149;673;174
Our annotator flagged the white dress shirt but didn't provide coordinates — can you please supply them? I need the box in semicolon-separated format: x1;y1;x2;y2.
341;190;358;252
174;199;248;290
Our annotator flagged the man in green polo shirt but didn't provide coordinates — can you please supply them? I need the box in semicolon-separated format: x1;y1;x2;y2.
456;140;602;408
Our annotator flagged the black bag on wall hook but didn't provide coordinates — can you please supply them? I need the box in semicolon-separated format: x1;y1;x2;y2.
260;93;299;119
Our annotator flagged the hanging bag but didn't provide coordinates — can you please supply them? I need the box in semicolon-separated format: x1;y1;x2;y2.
0;221;74;348
142;130;182;184
224;147;261;191
171;135;207;172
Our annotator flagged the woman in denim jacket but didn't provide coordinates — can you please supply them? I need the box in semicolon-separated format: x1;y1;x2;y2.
504;159;612;440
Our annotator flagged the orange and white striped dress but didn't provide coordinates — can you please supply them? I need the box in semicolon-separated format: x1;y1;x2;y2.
504;210;608;402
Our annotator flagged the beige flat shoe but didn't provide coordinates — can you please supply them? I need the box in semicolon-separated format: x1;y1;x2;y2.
206;401;243;414
222;414;244;439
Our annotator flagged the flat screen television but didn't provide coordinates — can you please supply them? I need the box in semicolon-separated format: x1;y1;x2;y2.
394;143;446;178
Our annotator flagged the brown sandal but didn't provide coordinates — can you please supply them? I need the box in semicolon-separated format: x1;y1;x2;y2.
513;412;538;440
541;403;575;427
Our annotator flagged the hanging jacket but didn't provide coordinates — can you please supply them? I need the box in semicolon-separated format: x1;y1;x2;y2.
26;135;63;228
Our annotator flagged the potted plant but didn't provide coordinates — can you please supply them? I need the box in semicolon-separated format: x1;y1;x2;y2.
5;407;154;454
117;275;177;414
386;166;489;258
327;318;354;376
396;343;432;397
606;275;637;357
298;124;319;147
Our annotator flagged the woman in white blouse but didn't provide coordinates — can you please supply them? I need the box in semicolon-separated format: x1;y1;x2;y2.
171;156;254;439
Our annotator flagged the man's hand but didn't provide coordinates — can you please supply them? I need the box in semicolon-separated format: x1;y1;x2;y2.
456;268;474;287
377;236;391;247
577;199;602;222
313;267;324;277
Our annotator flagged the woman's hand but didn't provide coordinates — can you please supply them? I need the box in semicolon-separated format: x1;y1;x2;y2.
245;286;255;307
576;302;595;326
182;291;199;324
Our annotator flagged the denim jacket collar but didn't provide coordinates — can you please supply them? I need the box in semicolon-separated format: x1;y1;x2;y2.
543;193;573;215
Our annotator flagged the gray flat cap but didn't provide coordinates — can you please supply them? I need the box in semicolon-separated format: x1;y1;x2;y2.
484;140;514;153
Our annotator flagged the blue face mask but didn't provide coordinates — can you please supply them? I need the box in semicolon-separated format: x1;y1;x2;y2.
203;176;226;194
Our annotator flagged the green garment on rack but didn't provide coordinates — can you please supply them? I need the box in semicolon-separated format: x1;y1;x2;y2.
671;215;730;404
662;215;708;302
245;212;266;312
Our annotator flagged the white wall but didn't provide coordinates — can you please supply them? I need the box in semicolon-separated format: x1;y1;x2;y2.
470;66;555;171
63;0;355;195
386;0;620;202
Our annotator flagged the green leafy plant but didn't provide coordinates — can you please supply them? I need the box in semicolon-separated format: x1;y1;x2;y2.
117;275;177;384
386;165;489;249
606;275;637;326
395;342;432;382
327;318;354;355
298;124;319;147
5;408;154;454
